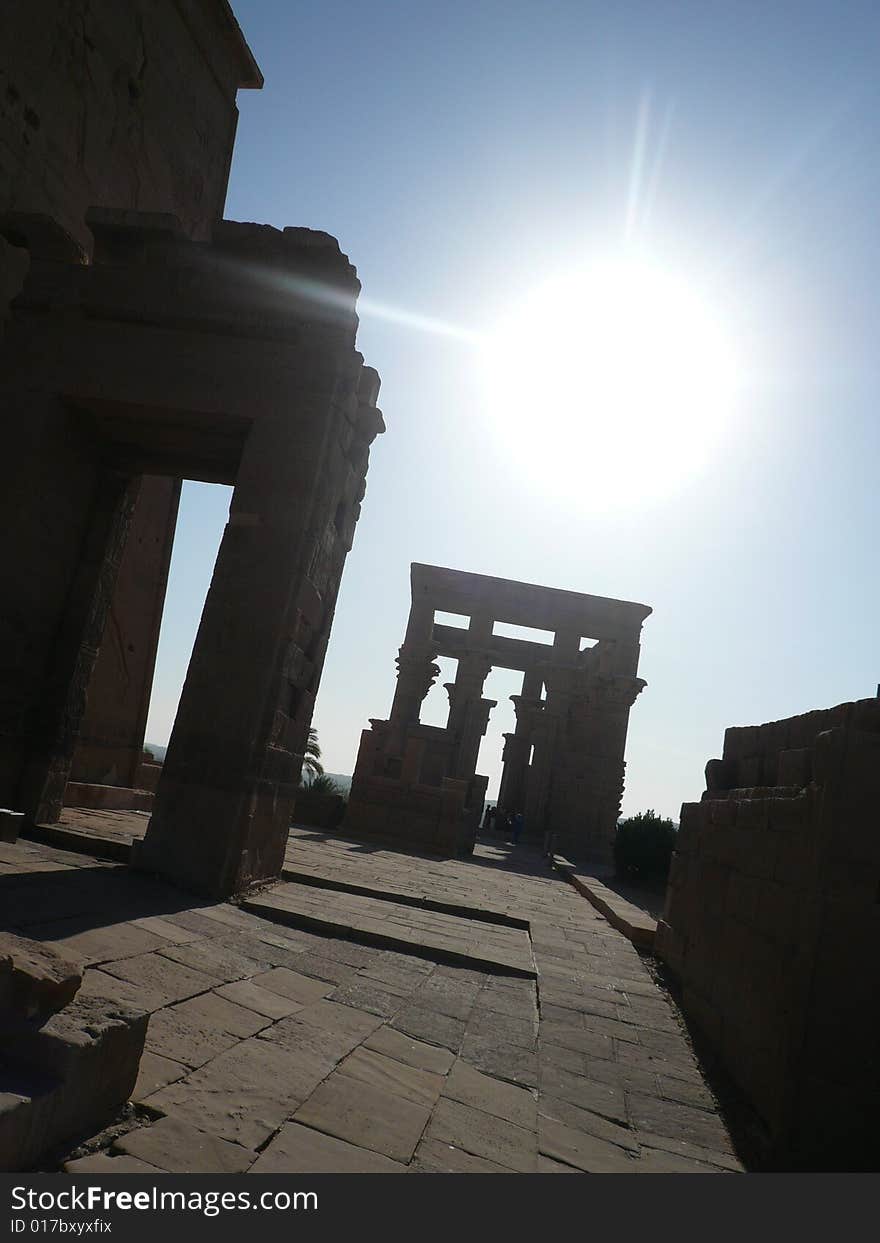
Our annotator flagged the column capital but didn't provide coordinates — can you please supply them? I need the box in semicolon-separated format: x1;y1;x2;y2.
456;651;494;684
390;645;441;724
590;674;647;710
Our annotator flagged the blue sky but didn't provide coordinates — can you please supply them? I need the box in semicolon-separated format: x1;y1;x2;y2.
146;0;880;817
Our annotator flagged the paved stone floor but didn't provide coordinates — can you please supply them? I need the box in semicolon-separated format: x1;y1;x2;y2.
1;825;744;1173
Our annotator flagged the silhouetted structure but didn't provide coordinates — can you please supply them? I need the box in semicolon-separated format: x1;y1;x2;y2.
657;696;880;1170
346;564;649;861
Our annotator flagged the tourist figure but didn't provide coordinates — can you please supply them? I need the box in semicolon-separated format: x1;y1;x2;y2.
483;804;496;831
511;811;524;844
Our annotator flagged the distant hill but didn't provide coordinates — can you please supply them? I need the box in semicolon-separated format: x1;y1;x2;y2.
144;743;167;762
323;772;352;795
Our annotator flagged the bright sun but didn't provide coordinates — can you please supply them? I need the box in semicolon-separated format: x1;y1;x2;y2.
483;257;738;509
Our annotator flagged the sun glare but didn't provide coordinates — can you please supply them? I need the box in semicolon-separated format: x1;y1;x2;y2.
483;257;738;509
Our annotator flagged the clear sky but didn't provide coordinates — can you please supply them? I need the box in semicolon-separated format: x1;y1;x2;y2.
145;0;880;818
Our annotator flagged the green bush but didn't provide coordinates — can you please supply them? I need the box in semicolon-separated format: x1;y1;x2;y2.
614;809;677;881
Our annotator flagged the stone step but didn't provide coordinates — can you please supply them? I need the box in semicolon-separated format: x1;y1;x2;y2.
243;882;536;979
280;865;528;929
25;821;137;863
552;860;658;951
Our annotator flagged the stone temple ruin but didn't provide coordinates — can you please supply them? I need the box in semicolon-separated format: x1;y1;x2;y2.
1;0;876;1180
346;564;650;862
0;1;383;900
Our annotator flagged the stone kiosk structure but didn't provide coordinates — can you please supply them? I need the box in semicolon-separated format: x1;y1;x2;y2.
346;564;650;861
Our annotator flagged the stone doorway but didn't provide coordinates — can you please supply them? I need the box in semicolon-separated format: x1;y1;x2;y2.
0;213;383;898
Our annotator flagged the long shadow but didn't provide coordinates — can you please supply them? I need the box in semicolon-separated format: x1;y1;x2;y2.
0;860;217;941
290;827;392;855
288;824;555;881
4;827;555;949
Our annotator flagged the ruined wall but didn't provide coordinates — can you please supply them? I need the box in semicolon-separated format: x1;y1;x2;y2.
0;0;261;811
1;215;383;902
0;0;260;251
656;696;880;1170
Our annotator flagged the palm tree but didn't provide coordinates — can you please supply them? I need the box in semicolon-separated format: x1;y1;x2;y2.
304;773;341;797
301;727;324;784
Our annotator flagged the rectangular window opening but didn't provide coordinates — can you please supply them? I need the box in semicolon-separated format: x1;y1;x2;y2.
434;610;470;630
492;620;555;645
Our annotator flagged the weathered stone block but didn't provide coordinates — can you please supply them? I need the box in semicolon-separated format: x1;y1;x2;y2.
0;933;82;1022
663;696;880;1168
0;809;24;843
0;996;147;1171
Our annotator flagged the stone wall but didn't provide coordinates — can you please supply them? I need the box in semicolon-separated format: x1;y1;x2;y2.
0;2;261;820
0;0;260;252
656;696;880;1169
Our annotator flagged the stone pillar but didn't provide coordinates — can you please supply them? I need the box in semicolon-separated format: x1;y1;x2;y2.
524;707;557;833
136;351;362;898
455;696;496;781
388;578;438;727
444;653;493;775
389;647;440;726
17;470;141;824
70;475;182;789
524;636;578;834
498;688;543;814
587;673;647;854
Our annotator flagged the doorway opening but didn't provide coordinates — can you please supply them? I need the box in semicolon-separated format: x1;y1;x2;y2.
143;481;232;759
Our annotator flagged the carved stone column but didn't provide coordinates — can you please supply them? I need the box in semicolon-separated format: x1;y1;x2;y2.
444;653;493;779
524;661;576;833
590;673;647;833
452;696;494;781
498;692;543;813
389;645;440;726
553;671;647;862
445;653;492;735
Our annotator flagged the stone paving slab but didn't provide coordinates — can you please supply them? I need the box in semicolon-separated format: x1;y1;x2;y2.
281;864;528;928
243;881;535;977
363;1026;456;1075
0;831;745;1173
426;1097;537;1172
341;1046;445;1109
113;1115;254;1174
410;1137;514;1173
294;1071;432;1163
249;1122;406;1174
63;1153;163;1175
